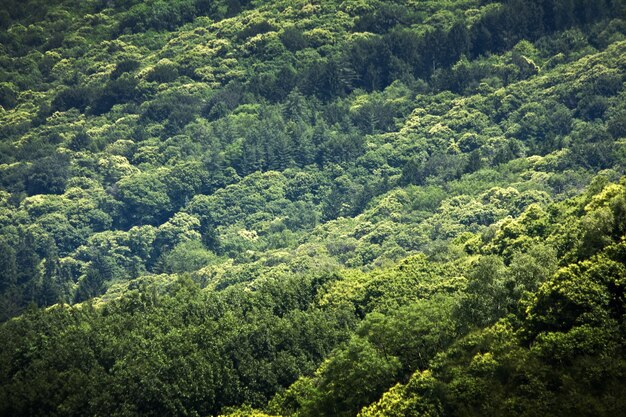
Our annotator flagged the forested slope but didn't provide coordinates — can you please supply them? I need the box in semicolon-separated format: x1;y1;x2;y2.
0;0;625;416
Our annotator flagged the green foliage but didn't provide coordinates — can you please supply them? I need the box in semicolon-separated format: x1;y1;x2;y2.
25;152;70;195
0;0;625;416
158;240;218;273
116;171;173;226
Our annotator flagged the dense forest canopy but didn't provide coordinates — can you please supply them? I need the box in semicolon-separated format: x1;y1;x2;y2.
0;0;625;416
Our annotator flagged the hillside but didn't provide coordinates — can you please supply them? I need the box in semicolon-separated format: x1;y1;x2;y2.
0;1;625;416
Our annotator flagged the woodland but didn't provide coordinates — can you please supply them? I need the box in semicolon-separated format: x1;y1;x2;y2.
0;0;625;416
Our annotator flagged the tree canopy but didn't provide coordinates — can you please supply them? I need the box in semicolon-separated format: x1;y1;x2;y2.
0;0;625;416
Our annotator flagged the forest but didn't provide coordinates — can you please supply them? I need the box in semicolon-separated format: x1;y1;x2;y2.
0;0;625;416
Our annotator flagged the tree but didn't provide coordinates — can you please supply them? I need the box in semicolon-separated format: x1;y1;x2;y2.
464;150;482;174
116;172;173;226
400;158;425;186
154;212;202;255
74;252;113;303
38;245;62;306
0;241;17;292
51;86;92;113
0;82;18;109
14;231;40;288
110;58;141;79
280;27;308;52
164;161;207;208
68;130;93;152
159;240;218;273
455;256;512;330
358;296;457;374
309;337;401;417
25;152;70;195
146;59;179;83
